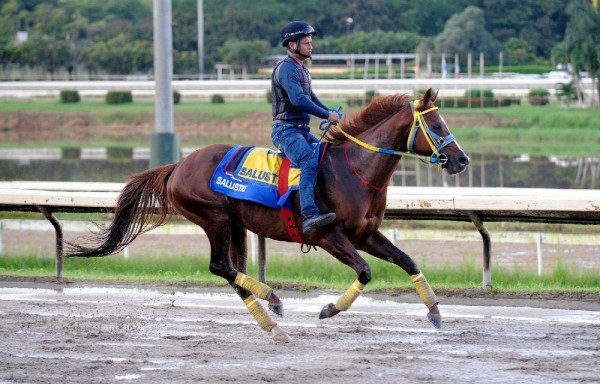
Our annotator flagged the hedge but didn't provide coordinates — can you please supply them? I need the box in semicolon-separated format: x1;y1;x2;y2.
106;147;133;161
528;88;550;106
211;94;225;104
61;147;81;160
60;90;80;103
436;97;520;108
105;90;133;104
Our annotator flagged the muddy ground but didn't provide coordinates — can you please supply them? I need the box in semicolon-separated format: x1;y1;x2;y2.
1;278;599;384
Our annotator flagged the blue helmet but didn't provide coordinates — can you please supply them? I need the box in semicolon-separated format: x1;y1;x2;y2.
280;21;317;47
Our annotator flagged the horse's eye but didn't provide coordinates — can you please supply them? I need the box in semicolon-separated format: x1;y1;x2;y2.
432;123;442;131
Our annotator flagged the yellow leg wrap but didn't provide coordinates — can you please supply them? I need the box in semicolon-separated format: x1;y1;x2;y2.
244;296;276;332
234;272;273;300
335;279;366;311
411;272;438;308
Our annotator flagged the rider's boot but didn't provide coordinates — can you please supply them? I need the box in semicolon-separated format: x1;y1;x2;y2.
302;212;336;234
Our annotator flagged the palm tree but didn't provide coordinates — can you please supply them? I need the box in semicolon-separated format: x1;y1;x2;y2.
563;0;600;107
555;81;581;107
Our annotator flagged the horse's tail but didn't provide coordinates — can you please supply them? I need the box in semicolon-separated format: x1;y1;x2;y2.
65;163;177;258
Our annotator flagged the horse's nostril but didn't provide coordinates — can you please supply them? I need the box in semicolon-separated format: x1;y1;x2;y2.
459;155;470;166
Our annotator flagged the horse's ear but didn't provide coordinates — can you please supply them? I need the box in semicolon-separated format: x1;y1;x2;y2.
422;88;433;104
421;88;439;105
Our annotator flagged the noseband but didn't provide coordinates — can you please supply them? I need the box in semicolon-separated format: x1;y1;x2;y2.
336;100;456;167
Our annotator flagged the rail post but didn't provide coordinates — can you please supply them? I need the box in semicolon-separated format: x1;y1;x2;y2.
467;211;492;289
37;206;63;279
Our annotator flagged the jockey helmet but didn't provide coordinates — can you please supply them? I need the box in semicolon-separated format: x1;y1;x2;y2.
280;21;317;47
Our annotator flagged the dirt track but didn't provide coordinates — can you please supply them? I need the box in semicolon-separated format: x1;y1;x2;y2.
1;279;599;384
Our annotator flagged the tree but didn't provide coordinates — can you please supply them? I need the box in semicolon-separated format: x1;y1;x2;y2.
217;39;270;78
551;41;569;67
79;34;152;75
555;80;580;106
0;0;578;77
504;37;538;65
318;30;421;54
562;0;600;107
476;0;567;58
12;35;70;77
433;6;500;62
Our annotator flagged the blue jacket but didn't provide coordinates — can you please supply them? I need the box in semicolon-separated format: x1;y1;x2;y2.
271;55;329;124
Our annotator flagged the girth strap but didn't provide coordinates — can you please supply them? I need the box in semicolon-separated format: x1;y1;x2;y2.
277;157;303;243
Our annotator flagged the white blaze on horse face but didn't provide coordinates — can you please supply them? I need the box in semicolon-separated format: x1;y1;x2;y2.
439;114;465;153
438;114;450;135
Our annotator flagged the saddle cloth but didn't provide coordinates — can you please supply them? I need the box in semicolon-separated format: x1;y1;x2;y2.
210;145;322;209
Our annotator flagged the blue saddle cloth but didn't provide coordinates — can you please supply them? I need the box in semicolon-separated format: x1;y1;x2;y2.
210;144;323;209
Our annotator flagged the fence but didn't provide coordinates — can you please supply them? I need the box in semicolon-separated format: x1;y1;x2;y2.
1;182;599;288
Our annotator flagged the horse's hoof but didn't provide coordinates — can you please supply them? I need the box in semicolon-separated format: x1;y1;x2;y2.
319;303;340;319
268;303;284;317
427;312;442;329
271;325;292;342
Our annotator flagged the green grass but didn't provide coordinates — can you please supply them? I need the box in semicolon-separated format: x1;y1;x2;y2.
1;252;598;293
0;100;270;131
1;100;599;156
445;102;600;156
0;100;270;114
0;100;273;148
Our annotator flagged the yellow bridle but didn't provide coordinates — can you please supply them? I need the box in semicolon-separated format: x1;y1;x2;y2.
335;100;454;167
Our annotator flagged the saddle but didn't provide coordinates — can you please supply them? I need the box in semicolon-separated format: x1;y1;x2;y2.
210;144;327;242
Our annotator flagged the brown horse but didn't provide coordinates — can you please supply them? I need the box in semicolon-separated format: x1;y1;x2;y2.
67;88;469;341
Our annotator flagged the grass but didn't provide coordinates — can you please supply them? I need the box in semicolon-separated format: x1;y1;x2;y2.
445;102;600;156
0;100;271;114
0;100;273;148
1;252;598;293
1;99;599;157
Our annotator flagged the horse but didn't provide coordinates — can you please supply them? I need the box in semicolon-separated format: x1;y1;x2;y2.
66;88;470;342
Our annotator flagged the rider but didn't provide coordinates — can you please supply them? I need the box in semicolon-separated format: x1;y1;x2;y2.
271;21;340;235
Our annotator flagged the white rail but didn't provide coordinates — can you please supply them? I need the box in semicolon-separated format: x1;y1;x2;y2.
1;182;599;287
0;78;594;100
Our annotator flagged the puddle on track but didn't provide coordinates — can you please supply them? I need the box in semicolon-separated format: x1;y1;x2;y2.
2;286;599;325
1;285;599;383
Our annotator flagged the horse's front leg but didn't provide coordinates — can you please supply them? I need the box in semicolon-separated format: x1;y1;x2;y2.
357;230;442;329
317;231;371;319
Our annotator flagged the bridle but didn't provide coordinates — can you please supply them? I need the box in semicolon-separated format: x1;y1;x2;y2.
335;100;456;167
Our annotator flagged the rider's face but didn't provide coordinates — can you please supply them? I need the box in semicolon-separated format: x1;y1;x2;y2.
290;36;313;57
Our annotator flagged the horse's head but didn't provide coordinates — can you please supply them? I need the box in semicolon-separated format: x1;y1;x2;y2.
410;89;470;174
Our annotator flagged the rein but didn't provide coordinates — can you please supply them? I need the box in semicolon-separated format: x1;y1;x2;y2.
335;100;456;167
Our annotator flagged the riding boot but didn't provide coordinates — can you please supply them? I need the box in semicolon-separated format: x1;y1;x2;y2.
302;212;336;234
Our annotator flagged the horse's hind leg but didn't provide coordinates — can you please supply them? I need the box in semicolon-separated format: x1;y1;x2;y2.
357;230;442;329
228;221;284;316
231;285;290;342
229;221;285;318
210;226;290;341
174;203;289;341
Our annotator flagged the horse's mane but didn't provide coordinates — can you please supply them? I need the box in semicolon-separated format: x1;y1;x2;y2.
326;93;412;143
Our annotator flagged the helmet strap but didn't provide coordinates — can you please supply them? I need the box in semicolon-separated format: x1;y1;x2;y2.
290;39;311;60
